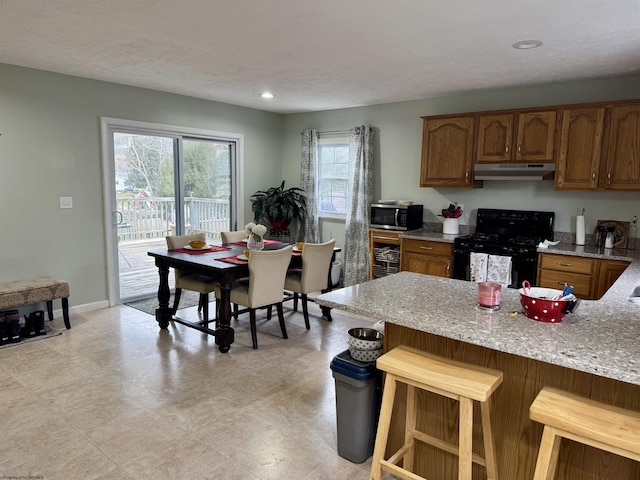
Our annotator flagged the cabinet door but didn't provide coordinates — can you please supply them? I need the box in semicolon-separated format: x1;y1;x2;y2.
476;114;514;163
595;259;630;299
515;110;556;162
420;116;475;187
604;104;640;190
555;107;605;190
402;252;452;277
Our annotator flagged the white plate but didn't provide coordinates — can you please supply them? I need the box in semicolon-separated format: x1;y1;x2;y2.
377;199;397;205
240;239;248;243
292;246;302;252
237;254;249;261
183;244;211;250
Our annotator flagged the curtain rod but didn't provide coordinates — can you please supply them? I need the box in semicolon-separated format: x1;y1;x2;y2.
300;129;349;135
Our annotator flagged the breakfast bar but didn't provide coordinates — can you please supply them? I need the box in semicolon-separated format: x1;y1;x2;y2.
316;254;640;480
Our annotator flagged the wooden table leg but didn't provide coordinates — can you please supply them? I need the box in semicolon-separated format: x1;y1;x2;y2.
155;262;172;329
215;282;235;353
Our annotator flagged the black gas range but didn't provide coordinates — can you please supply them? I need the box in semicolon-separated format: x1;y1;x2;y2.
452;208;555;288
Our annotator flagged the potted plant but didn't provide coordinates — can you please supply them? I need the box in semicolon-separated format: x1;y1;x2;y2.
250;180;308;230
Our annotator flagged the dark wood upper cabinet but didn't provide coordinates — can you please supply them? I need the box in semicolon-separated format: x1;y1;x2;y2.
420;99;640;191
476;114;514;163
476;110;556;163
603;103;640;191
420;116;477;188
515;110;557;162
555;107;605;190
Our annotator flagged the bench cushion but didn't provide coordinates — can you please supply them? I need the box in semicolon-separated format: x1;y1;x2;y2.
0;277;70;309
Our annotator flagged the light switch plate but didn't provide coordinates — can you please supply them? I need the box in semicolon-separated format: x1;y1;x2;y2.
59;196;73;209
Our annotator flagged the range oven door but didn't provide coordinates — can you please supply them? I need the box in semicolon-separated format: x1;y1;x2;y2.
452;247;537;289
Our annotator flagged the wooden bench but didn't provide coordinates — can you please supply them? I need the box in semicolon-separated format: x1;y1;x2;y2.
530;386;640;479
0;277;71;329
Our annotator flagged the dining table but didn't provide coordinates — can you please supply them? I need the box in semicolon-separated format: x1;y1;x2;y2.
147;240;340;352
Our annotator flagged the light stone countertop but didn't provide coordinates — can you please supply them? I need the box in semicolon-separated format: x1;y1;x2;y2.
317;248;640;385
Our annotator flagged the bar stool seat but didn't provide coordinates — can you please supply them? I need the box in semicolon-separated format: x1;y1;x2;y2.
370;345;503;480
530;386;640;480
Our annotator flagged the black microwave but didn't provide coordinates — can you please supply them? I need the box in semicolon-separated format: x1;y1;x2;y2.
370;204;423;230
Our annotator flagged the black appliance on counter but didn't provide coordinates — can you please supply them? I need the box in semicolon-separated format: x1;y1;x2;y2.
370;203;423;231
453;208;555;288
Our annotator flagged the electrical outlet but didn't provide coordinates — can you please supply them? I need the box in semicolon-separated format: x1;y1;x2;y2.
59;197;73;209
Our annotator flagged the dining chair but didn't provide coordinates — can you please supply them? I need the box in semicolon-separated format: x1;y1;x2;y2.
284;239;335;329
165;233;220;325
218;246;293;349
221;230;248;244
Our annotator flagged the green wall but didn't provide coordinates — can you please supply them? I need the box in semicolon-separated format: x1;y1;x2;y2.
2;62;639;311
282;75;640;251
0;63;283;308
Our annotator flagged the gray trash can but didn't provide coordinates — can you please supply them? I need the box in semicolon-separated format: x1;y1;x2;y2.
330;350;382;463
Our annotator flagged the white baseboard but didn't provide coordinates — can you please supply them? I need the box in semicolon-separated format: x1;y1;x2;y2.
51;300;110;319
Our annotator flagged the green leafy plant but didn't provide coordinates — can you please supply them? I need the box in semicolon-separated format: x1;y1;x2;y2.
250;180;308;229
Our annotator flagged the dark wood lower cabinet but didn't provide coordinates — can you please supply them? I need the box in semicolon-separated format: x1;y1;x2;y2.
384;323;640;480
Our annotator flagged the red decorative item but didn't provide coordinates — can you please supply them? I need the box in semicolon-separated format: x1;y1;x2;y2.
519;286;571;323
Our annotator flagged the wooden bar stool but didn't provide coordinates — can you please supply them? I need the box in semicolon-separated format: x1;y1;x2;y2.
530;386;640;480
370;345;503;480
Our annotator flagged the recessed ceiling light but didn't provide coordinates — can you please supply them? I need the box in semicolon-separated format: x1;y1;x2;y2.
512;40;543;50
260;92;274;99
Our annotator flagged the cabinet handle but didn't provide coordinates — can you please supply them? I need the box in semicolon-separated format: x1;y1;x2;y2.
446;264;451;273
420;246;434;250
558;262;574;267
518;144;522;154
465;170;470;183
505;144;509;155
555;281;568;286
607;170;612;182
592;171;596;181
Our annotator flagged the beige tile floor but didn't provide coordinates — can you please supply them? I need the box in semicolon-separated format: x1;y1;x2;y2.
0;302;380;480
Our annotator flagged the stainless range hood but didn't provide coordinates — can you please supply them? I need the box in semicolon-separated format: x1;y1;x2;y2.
473;163;556;180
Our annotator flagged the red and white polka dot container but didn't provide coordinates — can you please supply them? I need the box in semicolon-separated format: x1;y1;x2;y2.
519;281;571;323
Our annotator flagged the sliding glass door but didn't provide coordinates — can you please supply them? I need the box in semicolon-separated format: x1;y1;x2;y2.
102;118;243;305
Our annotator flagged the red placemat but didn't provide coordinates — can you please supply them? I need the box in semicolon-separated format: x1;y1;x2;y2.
172;245;232;255
231;239;282;246
217;255;248;264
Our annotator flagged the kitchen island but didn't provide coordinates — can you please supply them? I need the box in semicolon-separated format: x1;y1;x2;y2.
316;257;640;480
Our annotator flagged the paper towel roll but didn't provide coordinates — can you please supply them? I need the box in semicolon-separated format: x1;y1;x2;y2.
576;215;585;245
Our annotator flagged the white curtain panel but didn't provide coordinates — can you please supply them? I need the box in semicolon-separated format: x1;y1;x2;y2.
300;129;320;243
344;125;375;286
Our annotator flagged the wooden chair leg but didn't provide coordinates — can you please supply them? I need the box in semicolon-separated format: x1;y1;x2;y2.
202;294;209;326
198;293;206;313
249;309;258;349
533;426;562;480
293;292;299;311
301;293;310;330
370;374;398;480
481;398;499;480
277;302;288;339
459;397;474;480
404;384;417;472
172;288;182;314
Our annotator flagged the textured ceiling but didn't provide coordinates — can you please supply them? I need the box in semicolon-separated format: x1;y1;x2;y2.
1;0;639;113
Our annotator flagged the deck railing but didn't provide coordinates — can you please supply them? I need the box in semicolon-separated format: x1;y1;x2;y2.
117;197;230;241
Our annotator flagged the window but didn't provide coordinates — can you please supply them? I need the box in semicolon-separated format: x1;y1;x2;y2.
317;137;349;216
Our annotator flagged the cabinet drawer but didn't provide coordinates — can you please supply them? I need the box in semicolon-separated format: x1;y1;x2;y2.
370;229;402;245
402;239;453;256
539;254;595;275
537;269;592;299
